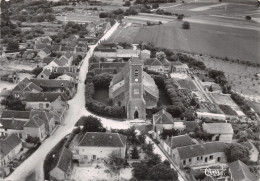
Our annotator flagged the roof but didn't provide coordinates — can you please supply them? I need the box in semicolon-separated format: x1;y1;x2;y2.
25;92;67;102
202;176;216;181
0;119;27;130
41;48;51;55
64;52;74;59
12;78;43;93
29;110;54;132
229;160;257;181
40;69;51;77
144;58;163;66
116;49;139;58
43;57;56;64
0;134;21;159
172;61;189;68
177;142;227;160
78;132;127;147
202;123;234;134
153;109;174;124
166;135;195;149
54;147;72;173
1;110;30;119
96;49;117;52
184;121;199;132
51;45;61;52
24;114;45;128
30;79;75;88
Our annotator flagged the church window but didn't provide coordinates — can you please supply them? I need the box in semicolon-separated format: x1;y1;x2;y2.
134;69;138;77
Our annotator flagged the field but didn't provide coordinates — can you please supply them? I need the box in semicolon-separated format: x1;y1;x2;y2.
109;21;260;63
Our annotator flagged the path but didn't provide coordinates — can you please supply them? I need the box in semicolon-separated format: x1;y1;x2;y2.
5;22;121;181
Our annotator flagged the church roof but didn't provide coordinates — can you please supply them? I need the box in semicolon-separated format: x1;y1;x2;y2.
153;109;174;124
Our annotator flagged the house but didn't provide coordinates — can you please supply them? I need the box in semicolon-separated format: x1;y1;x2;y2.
74;132;127;162
30;79;76;98
228;160;257;181
11;77;43;98
109;59;159;119
241;141;259;162
93;48;117;58
0;134;22;167
172;142;227;168
37;48;51;59
49;147;72;181
51;45;61;53
23;114;46;141
24;92;67;110
45;56;71;69
161;135;195;156
35;36;52;46
143;58;171;73
140;49;151;59
202;123;233;143
56;73;77;81
172;61;189;73
42;57;56;66
116;49;140;59
37;69;51;79
0;110;30;138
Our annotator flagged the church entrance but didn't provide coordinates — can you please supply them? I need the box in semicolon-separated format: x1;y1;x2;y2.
134;111;139;119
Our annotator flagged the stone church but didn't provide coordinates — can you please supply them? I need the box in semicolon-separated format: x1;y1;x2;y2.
109;58;159;119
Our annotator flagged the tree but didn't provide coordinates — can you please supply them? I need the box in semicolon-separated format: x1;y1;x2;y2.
209;85;213;92
156;51;166;61
147;163;178;181
222;85;228;94
182;21;190;29
224;143;250;163
152;3;159;9
124;1;131;6
146;153;161;167
25;136;40;144
31;67;43;77
108;151;125;171
77;115;106;133
131;146;140;159
245;16;251;20
1;95;26;111
190;97;198;107
132;161;149;180
7;40;19;51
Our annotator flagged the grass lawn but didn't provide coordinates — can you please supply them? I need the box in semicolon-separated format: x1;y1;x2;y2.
93;88;110;105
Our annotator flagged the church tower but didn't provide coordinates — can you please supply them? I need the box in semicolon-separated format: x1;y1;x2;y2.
127;59;146;119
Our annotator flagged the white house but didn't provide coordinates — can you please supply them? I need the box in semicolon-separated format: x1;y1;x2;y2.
74;132;127;163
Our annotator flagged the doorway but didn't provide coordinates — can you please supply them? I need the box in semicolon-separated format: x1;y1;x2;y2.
134;111;139;119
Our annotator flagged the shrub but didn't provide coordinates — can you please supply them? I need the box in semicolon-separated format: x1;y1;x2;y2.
245;16;251;20
177;14;184;20
182;21;190;29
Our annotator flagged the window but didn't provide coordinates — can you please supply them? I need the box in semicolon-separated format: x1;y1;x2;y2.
209;155;213;160
41;75;43;78
189;158;191;162
134;89;139;94
134;69;138;77
217;157;221;162
197;157;199;161
46;103;49;108
183;160;186;165
201;156;203;160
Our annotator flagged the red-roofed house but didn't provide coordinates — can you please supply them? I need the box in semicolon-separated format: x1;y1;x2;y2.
74;132;127;163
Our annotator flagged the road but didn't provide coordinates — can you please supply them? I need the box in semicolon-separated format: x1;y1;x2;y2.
5;21;121;181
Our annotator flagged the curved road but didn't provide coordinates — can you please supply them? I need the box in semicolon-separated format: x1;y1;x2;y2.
6;22;122;181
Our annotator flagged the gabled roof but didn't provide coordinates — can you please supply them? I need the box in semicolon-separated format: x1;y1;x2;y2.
51;45;61;52
229;160;257;181
153;109;174;124
12;78;43;93
24;114;45;128
30;79;75;88
30;110;54;132
25;92;67;102
160;58;171;66
177;142;227;160
64;52;74;59
144;58;163;66
0;119;27;130
53;147;72;173
202;123;234;134
40;69;51;77
166;135;195;149
43;57;56;64
78;132;127;147
1;110;30;119
202;176;216;181
0;134;21;159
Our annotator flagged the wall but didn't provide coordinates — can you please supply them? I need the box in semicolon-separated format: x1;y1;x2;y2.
26;102;51;110
23;126;45;141
93;51;117;58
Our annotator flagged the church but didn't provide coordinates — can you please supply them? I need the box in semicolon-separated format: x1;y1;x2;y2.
109;58;159;119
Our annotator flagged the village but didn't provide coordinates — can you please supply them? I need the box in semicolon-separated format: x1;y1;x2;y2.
1;0;260;181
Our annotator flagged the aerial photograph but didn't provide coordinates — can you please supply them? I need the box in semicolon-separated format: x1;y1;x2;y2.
0;0;259;180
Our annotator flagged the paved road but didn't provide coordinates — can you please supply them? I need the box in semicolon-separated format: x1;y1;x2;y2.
5;22;121;181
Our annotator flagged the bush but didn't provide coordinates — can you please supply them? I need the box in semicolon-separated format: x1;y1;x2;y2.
177;14;184;20
182;21;190;29
245;16;251;20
